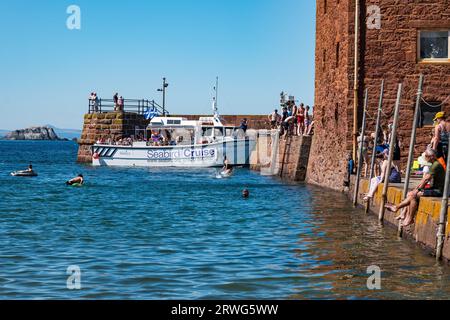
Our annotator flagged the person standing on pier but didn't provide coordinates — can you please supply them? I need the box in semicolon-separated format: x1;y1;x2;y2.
280;107;290;136
281;106;288;122
113;92;119;111
89;92;94;111
292;103;298;135
268;109;280;129
118;96;124;111
304;106;311;135
296;104;305;136
93;92;99;112
240;118;248;133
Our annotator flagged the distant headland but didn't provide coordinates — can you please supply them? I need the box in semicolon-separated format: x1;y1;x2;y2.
0;126;81;141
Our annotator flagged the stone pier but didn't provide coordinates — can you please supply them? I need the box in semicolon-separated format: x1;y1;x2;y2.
77;112;149;163
250;132;312;182
278;135;312;181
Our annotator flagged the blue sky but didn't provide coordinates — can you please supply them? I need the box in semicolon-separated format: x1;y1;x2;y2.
0;0;316;130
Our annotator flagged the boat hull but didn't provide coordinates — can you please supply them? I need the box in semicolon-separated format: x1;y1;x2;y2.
92;138;255;167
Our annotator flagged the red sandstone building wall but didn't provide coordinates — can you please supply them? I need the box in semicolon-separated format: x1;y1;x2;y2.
307;0;355;190
308;0;450;191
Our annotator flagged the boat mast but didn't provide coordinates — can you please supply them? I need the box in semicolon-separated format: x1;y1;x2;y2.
215;76;219;110
213;76;219;115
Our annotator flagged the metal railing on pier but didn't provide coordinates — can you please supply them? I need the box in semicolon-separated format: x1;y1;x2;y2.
88;98;167;116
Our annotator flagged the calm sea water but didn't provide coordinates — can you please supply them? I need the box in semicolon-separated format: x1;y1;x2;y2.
1;140;450;299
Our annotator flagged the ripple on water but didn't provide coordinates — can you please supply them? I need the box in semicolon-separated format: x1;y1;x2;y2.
1;141;450;299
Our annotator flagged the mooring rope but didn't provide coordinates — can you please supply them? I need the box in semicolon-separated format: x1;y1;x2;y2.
421;96;450;108
381;109;392;118
364;109;376;121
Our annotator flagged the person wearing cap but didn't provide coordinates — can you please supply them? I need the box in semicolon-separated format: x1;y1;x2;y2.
385;148;445;227
432;111;450;161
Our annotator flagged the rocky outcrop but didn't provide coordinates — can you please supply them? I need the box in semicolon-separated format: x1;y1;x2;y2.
3;126;61;140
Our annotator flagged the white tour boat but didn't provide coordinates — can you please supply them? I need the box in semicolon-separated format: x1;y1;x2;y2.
92;107;256;168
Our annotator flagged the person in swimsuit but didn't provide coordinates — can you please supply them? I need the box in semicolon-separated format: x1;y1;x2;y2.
304;106;311;135
432;112;450;161
66;174;84;185
297;103;305;136
222;157;233;175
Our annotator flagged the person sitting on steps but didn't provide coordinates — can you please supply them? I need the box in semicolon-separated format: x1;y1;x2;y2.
385;148;445;227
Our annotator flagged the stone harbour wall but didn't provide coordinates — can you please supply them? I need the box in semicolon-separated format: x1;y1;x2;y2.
278;135;312;181
250;132;312;182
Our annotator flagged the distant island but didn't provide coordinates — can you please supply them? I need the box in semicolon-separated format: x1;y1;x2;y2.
0;126;81;141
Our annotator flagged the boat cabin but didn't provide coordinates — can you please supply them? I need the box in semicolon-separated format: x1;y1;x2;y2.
134;116;243;147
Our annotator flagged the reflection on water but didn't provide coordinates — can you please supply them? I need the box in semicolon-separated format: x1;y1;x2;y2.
0;141;450;299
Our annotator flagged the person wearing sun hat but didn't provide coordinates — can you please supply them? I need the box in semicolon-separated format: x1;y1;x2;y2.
432;111;450;161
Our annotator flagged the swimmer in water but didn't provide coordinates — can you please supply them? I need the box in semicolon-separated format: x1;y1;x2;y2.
12;163;37;176
242;189;249;198
66;174;84;185
222;156;233;175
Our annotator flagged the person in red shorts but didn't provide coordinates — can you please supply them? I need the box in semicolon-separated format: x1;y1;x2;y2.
296;103;305;136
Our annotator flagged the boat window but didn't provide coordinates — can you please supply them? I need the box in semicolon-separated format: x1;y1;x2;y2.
173;128;195;145
167;119;182;125
214;128;224;137
225;127;234;136
202;127;213;137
